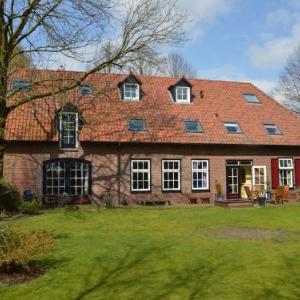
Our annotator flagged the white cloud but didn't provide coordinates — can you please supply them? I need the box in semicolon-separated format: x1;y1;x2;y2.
180;0;234;41
249;23;300;69
248;3;300;69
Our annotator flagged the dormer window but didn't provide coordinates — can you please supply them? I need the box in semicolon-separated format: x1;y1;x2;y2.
124;83;140;101
176;86;190;103
59;112;78;150
169;77;192;104
11;80;31;91
56;103;82;150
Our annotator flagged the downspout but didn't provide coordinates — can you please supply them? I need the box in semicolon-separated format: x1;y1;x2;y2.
117;142;121;205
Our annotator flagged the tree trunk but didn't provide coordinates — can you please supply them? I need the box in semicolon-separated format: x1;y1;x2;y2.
0;101;8;179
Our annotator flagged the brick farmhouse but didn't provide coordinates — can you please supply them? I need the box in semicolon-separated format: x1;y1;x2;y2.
3;69;300;205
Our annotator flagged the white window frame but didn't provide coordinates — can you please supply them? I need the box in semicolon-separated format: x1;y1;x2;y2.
162;159;181;191
252;165;267;190
45;161;66;196
131;160;151;192
279;158;294;188
59;112;78;150
191;160;209;191
123;83;140;101
70;161;89;195
175;86;190;103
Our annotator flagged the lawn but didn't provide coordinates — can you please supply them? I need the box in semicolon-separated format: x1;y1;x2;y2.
1;205;300;300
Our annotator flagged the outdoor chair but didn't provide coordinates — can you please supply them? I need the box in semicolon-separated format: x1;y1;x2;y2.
274;186;289;204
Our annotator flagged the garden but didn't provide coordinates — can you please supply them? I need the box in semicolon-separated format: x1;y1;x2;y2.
1;197;300;299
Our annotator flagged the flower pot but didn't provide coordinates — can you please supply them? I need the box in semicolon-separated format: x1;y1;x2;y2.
258;197;266;206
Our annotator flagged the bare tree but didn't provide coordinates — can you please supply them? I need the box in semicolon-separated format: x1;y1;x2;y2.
0;0;187;176
163;52;196;78
278;46;300;113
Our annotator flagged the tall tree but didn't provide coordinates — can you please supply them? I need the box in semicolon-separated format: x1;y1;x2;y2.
278;46;300;113
163;52;196;78
0;0;186;177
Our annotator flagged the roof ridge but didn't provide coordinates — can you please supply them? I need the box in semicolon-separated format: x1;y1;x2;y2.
11;67;253;85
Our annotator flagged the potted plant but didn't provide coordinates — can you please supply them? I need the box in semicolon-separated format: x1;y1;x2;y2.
215;181;224;201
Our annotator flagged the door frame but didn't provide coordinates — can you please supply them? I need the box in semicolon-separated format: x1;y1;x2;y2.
226;166;241;199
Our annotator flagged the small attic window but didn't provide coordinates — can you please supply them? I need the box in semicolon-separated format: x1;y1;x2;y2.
128;118;146;131
224;122;242;134
244;93;260;104
124;83;139;101
80;85;93;95
176;86;190;103
263;124;282;135
184;120;203;133
11;80;30;91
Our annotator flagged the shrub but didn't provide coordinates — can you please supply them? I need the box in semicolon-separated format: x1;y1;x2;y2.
0;211;8;221
0;223;53;273
0;180;21;213
20;199;41;215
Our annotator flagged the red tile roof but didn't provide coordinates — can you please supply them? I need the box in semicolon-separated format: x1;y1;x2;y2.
5;68;300;146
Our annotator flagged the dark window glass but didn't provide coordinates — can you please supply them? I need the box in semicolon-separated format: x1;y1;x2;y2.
184;121;203;133
44;159;90;196
80;85;93;95
224;122;242;134
11;80;31;91
128;119;146;131
263;124;282;135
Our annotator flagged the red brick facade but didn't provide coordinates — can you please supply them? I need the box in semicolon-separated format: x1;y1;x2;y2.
4;142;300;204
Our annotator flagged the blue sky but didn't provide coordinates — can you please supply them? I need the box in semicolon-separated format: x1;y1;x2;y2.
177;0;300;97
53;0;300;98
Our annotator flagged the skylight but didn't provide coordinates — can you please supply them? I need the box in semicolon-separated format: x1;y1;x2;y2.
128;119;146;131
244;93;260;104
184;120;203;133
80;85;93;95
11;80;30;91
263;124;282;135
224;122;242;134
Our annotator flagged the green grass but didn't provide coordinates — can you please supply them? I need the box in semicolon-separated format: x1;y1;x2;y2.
1;205;300;300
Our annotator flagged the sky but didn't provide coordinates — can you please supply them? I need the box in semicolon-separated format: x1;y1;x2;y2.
177;0;300;98
51;0;300;99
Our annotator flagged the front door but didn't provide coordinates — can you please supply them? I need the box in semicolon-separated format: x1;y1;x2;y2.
226;166;240;199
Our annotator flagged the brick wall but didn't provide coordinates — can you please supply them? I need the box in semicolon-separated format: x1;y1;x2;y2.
3;142;300;204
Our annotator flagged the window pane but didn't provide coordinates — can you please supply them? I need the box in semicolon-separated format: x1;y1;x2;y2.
224;123;242;133
128;119;146;131
131;160;150;191
244;94;260;103
184;121;203;133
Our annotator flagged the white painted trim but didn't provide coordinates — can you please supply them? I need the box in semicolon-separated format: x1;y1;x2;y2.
131;159;151;192
175;86;190;103
123;83;140;101
191;159;209;191
162;159;181;191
